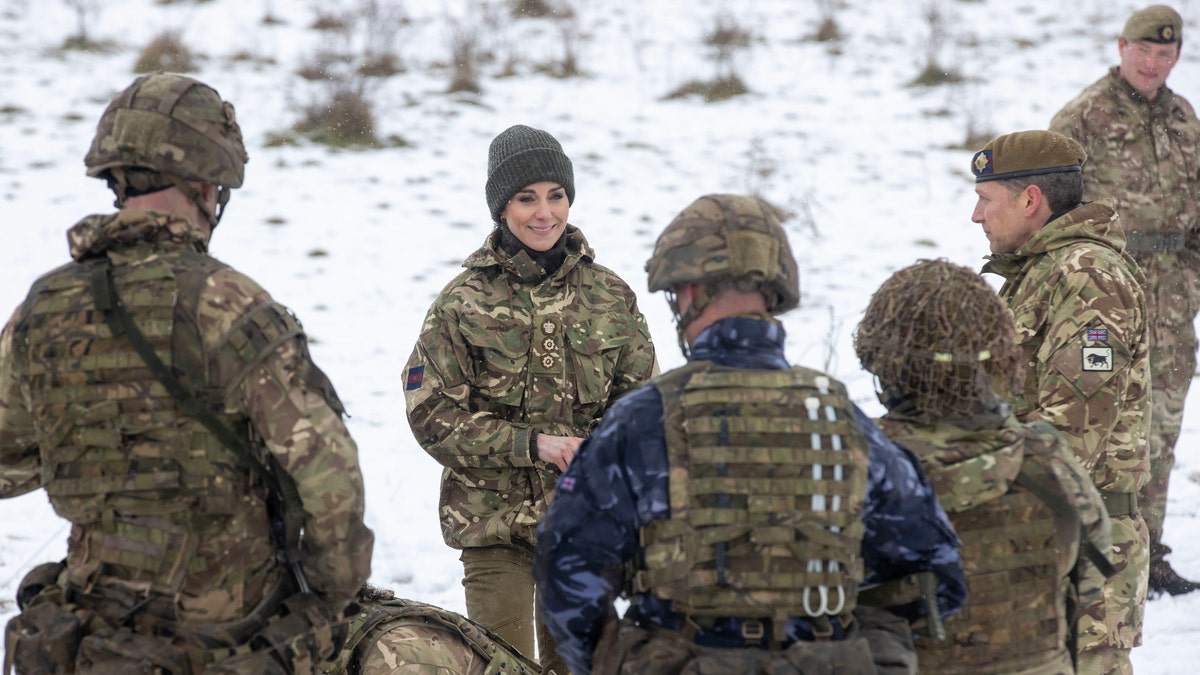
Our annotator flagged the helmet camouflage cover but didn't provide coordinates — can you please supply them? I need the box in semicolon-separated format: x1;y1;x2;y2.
85;73;247;195
854;258;1021;422
646;193;800;314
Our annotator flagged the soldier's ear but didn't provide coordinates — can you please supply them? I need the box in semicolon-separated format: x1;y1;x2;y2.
1020;184;1044;216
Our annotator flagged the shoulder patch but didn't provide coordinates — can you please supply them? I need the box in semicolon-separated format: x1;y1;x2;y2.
405;364;425;391
1082;346;1113;372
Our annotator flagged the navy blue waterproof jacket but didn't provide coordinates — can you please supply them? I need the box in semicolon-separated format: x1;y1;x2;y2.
535;317;967;675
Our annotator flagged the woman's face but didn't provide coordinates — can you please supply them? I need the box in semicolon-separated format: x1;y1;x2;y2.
500;182;569;251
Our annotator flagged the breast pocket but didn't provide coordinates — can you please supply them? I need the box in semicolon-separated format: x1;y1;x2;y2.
566;317;633;405
461;315;530;409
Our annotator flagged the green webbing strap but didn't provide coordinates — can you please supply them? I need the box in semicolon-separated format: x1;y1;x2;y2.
89;257;312;594
1013;469;1117;578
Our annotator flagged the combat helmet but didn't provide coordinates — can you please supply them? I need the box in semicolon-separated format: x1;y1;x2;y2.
84;73;248;229
646;194;800;352
854;258;1021;423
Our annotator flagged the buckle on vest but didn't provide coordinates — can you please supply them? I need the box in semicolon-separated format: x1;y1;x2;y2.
810;615;834;641
741;619;765;641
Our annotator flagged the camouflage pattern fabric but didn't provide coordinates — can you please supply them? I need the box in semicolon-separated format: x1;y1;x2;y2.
1050;66;1200;560
316;590;539;675
403;224;656;551
0;209;373;670
981;201;1150;656
878;415;1111;674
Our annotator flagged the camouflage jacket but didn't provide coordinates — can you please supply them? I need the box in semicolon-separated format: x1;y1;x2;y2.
981;202;1151;494
404;225;656;550
879;413;1111;674
1050;66;1200;325
534;317;966;675
0;209;373;620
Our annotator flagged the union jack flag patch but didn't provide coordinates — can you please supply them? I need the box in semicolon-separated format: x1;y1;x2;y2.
1086;326;1109;342
559;476;576;492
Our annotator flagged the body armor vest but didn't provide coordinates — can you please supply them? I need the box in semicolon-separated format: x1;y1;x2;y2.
883;422;1076;674
12;246;303;599
635;362;869;641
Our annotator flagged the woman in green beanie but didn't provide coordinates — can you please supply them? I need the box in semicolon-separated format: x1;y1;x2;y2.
403;124;658;674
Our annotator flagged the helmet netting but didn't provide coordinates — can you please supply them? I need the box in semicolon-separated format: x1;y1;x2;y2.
854;258;1022;422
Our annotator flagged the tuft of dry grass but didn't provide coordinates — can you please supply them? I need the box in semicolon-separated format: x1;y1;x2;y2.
133;30;197;73
293;86;378;148
662;74;749;103
512;0;553;19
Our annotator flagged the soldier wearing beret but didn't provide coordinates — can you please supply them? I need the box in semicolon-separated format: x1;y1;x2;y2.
403;124;657;674
971;130;1151;675
1050;4;1200;600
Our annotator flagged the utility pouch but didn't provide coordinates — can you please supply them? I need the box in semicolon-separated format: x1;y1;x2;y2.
76;626;191;675
5;600;85;675
220;593;340;675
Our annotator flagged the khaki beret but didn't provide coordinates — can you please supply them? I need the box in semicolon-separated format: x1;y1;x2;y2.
1123;5;1182;44
971;130;1086;183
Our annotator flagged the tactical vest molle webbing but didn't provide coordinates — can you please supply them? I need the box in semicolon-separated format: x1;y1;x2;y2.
13;247;303;597
912;429;1077;674
318;598;539;675
636;362;869;643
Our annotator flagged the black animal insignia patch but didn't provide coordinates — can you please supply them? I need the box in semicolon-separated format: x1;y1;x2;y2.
1082;347;1113;372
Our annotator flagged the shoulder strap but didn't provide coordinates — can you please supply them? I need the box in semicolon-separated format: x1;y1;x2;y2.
1013;466;1116;578
89;257;312;594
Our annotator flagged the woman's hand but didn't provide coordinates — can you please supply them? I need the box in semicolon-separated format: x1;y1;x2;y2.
536;433;584;472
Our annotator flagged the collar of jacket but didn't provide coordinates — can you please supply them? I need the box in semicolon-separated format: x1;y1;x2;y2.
462;224;594;283
1106;65;1179;114
982;200;1124;277
67;208;209;262
688;315;789;368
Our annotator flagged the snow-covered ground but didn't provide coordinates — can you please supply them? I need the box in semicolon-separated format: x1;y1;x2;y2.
1;0;1197;670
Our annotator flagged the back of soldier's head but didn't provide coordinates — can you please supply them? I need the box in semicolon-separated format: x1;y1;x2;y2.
84;73;248;226
646;194;800;350
854;259;1021;422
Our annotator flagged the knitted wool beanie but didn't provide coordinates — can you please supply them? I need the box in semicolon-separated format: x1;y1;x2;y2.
485;124;575;224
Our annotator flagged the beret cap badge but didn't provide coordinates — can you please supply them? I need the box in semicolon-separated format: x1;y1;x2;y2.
972;150;994;177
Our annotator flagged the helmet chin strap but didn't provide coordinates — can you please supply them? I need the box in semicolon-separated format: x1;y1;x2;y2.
668;283;716;359
165;175;224;231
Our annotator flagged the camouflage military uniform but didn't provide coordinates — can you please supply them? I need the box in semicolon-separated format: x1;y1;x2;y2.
1050;65;1200;578
878;415;1111;675
981;201;1151;664
534;317;967;675
0;210;374;672
404;224;656;669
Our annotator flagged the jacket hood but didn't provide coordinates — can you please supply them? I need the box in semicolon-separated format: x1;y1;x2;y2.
882;415;1028;513
67;208;209;261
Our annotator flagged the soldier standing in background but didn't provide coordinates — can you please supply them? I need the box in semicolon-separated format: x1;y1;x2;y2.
971;130;1151;675
1050;3;1200;597
535;194;966;675
403;124;657;674
856;258;1113;674
0;73;374;673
